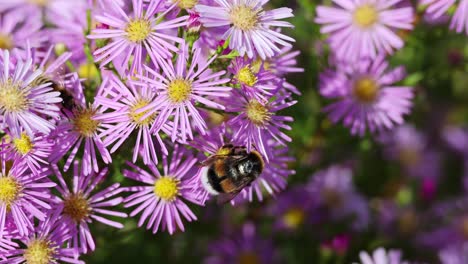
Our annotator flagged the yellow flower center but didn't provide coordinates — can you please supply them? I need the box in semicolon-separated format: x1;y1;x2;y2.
24;239;55;264
353;77;379;103
63;193;90;222
13;133;34;155
238;252;260;264
126;19;152;43
129;99;157;126
154;177;179;202
73;108;100;137
283;208;305;229
78;63;100;80
237;65;258;86
251;58;271;74
353;5;379;28
246;100;270;126
167;79;192;103
0;34;13;50
174;0;198;9
0;177;20;208
0;79;28;112
229;5;259;31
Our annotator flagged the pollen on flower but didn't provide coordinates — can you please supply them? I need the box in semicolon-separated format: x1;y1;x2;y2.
73;108;100;137
353;5;379;28
24;239;56;264
174;0;198;9
167;79;192;103
353;77;379;103
153;177;180;201
0;177;20;208
283;208;305;229
125;19;152;43
63;193;90;222
130;99;157;126
237;65;258;86
13;133;34;155
246;100;271;126
0;34;13;50
0;79;28;112
229;5;259;31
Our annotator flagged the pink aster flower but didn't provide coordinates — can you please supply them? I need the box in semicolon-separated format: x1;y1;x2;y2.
421;0;468;34
0;8;46;55
230;56;278;103
53;162;126;255
226;90;296;161
0;0;87;20
0;50;62;136
88;0;188;73
123;144;203;235
320;55;414;136
136;45;231;143
0;208;84;264
2;129;53;175
316;0;414;61
49;79;111;176
94;73;167;165
195;0;295;59
0;157;56;239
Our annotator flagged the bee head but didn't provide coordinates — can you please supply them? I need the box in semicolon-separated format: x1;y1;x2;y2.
238;151;264;178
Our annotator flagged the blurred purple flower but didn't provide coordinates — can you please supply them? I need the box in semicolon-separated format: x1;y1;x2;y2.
320;55;413;136
316;0;414;61
123;144;203;234
204;222;280;264
439;242;468;264
195;0;294;60
354;247;408;264
53;162;127;255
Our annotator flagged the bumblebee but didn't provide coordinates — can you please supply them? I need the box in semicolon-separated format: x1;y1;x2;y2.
200;144;265;202
33;75;77;110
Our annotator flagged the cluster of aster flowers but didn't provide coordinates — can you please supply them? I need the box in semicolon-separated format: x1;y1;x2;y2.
0;0;300;261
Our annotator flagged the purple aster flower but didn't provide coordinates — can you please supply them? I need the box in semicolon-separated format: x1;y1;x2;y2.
94;73;167;165
379;125;441;181
0;50;62;136
230;56;278;102
0;0;87;20
195;0;295;60
204;222;281;264
421;0;468;34
123;144;203;234
354;247;408;264
0;208;84;264
2;130;53;175
0;8;46;54
49;79;111;176
0;157;56;239
320;55;414;136
52;162;126;255
307;165;370;230
316;0;414;61
88;0;188;73
136;45;231;143
439;242;468;264
226;90;296;160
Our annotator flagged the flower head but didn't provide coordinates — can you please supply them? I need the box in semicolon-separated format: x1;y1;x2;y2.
88;0;188;73
123;144;203;234
53;162;126;255
196;0;295;59
421;0;468;35
320;55;414;136
316;0;414;61
354;247;408;264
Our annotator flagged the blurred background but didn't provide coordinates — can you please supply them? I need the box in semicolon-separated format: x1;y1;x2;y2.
79;0;468;263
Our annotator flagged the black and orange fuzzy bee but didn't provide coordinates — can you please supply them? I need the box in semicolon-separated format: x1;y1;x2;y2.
33;75;77;111
200;144;265;203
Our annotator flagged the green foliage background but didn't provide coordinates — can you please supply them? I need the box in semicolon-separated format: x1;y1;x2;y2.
83;0;468;263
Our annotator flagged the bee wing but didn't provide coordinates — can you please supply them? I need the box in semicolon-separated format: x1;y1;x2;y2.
199;154;247;167
216;176;255;205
